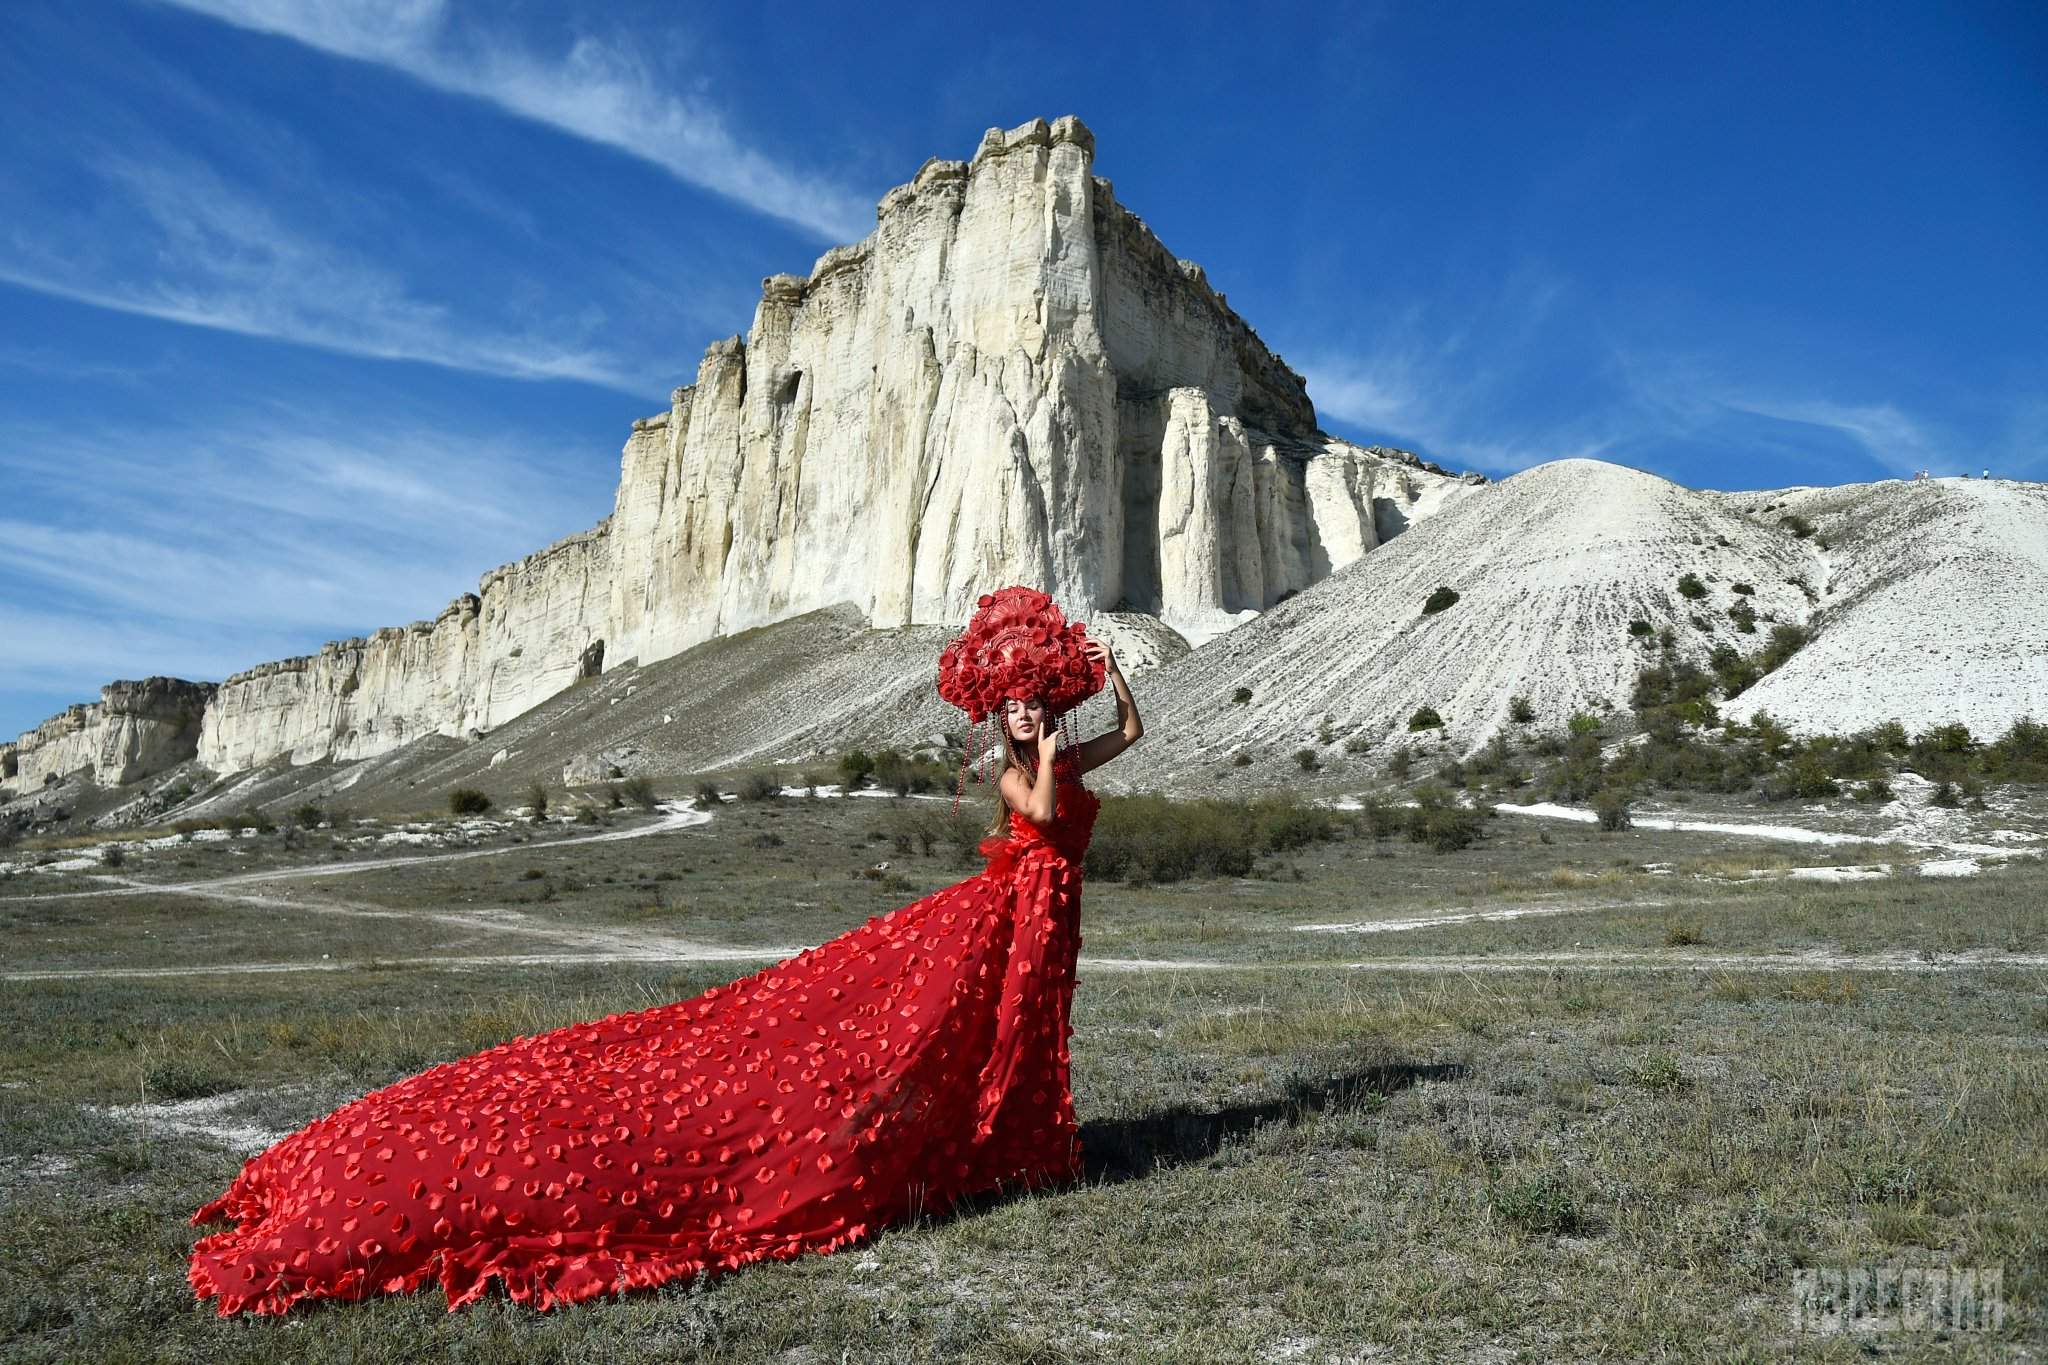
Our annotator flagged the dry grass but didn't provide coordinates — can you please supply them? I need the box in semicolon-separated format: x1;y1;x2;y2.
0;790;2043;1360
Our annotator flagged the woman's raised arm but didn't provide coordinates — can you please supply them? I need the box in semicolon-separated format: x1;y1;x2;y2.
1072;640;1142;775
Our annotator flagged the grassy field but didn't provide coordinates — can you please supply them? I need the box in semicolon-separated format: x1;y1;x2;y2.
1;791;2042;1361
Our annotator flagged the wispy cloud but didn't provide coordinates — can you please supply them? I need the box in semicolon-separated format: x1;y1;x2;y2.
0;150;653;392
0;412;613;732
1289;267;1621;477
159;0;873;241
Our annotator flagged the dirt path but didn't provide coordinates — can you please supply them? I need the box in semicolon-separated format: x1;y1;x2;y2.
12;947;2047;984
7;802;712;903
1291;900;1670;935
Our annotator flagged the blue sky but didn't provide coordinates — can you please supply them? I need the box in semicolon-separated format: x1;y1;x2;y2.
2;0;2042;741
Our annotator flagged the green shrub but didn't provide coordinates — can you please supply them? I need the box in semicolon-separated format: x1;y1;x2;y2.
1232;687;1254;705
1758;623;1809;674
1766;753;1839;801
525;781;549;822
1709;643;1761;698
1930;781;1962;809
1509;695;1536;724
619;775;659;809
1230;750;1253;768
1422;586;1460;615
1727;601;1757;633
1489;1170;1586;1235
1985;716;2048;783
1085;795;1254;883
1343;734;1371;755
1781;513;1816;538
1294;747;1322;772
1592;789;1632;831
1407;707;1444;732
1361;797;1402;840
1251;794;1339;851
837;750;875;789
1387;746;1413;780
291;802;324;830
1567;712;1602;738
693;781;723;809
1628;619;1653;638
448;788;491;816
737;771;782;801
1730;582;1755;595
1676;572;1708;600
1405;782;1483;852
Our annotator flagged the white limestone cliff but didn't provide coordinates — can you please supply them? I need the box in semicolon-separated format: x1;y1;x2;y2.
4;678;214;791
5;115;1478;793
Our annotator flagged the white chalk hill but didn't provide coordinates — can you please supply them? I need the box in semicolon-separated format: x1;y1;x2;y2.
1107;458;1875;789
1717;476;2048;739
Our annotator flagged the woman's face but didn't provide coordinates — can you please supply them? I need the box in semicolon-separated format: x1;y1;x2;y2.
1003;696;1047;743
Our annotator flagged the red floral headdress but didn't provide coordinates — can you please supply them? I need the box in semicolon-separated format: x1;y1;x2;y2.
938;587;1107;812
936;586;1105;723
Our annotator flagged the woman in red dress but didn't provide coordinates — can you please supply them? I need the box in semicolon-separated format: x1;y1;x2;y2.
188;586;1144;1315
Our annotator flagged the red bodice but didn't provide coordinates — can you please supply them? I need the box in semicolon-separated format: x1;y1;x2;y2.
979;751;1101;873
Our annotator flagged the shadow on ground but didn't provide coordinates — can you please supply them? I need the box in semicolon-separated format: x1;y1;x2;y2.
1074;1061;1468;1184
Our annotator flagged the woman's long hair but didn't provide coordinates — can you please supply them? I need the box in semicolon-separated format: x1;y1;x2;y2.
986;699;1058;837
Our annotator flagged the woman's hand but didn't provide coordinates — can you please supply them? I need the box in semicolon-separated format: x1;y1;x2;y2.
1036;725;1061;766
1082;638;1119;676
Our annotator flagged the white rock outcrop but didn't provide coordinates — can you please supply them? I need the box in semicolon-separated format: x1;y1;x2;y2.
5;678;214;791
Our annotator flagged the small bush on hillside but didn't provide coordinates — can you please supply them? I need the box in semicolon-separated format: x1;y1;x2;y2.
1730;582;1755;595
1408;707;1444;732
1343;734;1372;755
693;781;723;809
1677;573;1708;600
1758;623;1809;674
1727;601;1758;633
102;845;126;868
1930;781;1962;809
1361;797;1402;840
1422;586;1460;615
837;750;875;789
737;771;782;802
1781;513;1816;538
1710;643;1761;698
525;781;549;823
619;776;659;809
1592;789;1633;831
1567;712;1602;738
1509;695;1536;724
1231;750;1253;768
1232;687;1254;705
1985;716;2048;783
1387;747;1413;780
1855;778;1893;803
448;788;491;816
291;802;325;830
1628;619;1654;638
1405;782;1483;853
1294;748;1321;773
1085;796;1252;883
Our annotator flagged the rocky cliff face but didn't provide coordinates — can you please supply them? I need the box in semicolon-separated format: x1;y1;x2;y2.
4;115;1478;794
5;678;215;791
196;525;611;772
602;115;1474;662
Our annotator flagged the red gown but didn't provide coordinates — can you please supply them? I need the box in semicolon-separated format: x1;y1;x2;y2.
188;752;1100;1315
